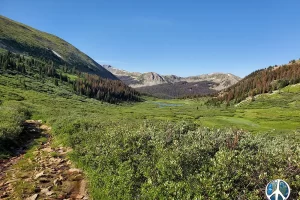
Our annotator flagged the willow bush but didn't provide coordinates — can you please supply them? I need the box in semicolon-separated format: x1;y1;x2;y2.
0;101;31;158
51;119;300;199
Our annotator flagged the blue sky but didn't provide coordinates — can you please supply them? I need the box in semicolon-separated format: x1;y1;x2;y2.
1;0;300;77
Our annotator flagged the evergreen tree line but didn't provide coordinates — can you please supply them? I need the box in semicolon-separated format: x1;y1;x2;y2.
0;51;141;103
73;73;141;103
0;51;58;77
214;62;300;104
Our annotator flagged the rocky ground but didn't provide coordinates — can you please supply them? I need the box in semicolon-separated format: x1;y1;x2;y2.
0;120;88;200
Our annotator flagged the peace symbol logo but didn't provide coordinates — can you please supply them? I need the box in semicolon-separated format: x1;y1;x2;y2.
266;179;290;200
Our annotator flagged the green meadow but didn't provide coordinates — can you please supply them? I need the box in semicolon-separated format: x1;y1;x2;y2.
1;72;299;135
1;73;300;199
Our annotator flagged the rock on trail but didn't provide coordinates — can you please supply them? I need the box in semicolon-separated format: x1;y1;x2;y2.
0;120;89;200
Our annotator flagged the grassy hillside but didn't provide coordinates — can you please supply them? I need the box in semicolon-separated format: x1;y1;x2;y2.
0;50;140;103
0;15;117;79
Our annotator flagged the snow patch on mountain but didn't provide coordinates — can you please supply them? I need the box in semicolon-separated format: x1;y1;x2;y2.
52;50;62;58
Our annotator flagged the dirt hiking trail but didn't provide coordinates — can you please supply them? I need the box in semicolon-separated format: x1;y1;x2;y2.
0;120;89;200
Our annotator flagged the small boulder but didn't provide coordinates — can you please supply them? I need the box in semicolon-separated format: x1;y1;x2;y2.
41;188;49;194
46;191;54;196
34;171;44;179
68;168;82;174
75;194;84;199
25;194;38;200
53;179;62;186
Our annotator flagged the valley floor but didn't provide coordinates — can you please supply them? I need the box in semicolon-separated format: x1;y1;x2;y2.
0;74;300;199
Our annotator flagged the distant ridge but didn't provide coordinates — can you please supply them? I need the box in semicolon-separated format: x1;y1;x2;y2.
103;65;240;89
103;65;241;98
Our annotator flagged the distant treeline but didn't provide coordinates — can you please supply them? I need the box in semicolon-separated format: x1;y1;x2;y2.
136;81;217;99
211;61;300;104
0;51;141;103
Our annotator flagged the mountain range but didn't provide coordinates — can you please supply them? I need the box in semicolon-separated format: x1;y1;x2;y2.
103;65;241;98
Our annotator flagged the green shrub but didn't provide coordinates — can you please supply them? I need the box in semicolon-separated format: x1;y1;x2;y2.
0;102;30;139
52;119;300;199
0;102;31;158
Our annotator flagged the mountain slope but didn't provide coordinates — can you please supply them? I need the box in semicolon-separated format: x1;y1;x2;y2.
0;15;117;79
215;60;300;104
103;65;241;98
0;51;140;104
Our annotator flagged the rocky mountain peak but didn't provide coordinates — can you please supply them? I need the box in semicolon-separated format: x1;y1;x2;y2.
103;65;241;97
